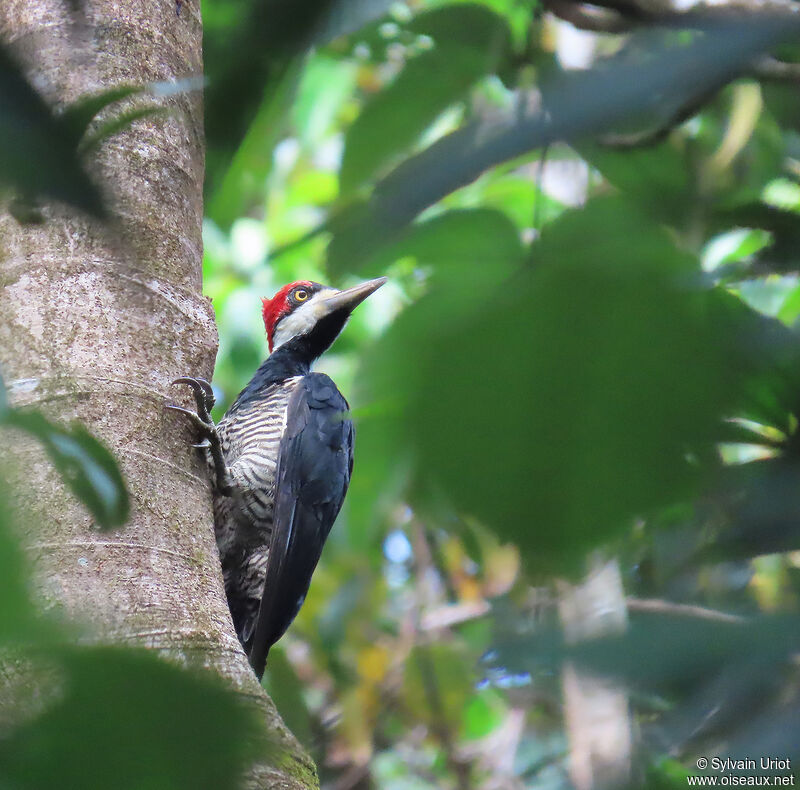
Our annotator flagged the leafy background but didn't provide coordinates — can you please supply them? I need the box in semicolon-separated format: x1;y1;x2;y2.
3;0;800;788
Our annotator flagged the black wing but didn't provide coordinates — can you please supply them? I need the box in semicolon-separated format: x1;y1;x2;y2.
248;373;354;678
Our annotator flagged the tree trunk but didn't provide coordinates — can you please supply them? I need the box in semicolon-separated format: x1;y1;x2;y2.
0;2;316;787
558;558;633;790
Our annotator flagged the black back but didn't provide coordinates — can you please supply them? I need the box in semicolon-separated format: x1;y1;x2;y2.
248;372;354;678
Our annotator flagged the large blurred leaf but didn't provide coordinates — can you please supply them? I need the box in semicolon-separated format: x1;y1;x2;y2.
578;140;693;228
0;648;258;790
207;61;303;229
644;662;786;757
0;483;40;643
346;209;522;535
358;198;733;571
327;17;798;276
720;700;800;767
339;5;512;196
3;411;129;530
0;43;104;216
329;206;524;277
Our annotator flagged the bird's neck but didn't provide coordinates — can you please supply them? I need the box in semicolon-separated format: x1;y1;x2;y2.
272;310;349;365
227;346;312;414
228;312;348;414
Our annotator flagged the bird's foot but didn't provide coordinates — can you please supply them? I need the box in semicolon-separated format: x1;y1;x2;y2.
167;377;232;495
172;376;215;421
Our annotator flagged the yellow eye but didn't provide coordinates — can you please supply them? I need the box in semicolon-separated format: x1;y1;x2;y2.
294;289;309;302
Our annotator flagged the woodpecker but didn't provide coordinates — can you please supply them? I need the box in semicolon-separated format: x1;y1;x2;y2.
169;277;386;678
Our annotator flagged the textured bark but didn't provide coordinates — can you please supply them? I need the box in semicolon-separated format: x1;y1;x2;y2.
0;2;317;788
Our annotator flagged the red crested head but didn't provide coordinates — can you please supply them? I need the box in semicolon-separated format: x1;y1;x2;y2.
261;277;387;356
262;280;314;352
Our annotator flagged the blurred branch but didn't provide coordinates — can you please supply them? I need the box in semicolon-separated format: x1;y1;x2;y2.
589;0;800;15
627;598;746;624
420;600;491;631
596;89;712;148
331;763;370;790
545;0;635;32
325;18;798;267
753;55;800;82
545;1;800;89
544;0;800;33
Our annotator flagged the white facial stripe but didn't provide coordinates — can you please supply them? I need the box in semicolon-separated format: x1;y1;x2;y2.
272;288;338;351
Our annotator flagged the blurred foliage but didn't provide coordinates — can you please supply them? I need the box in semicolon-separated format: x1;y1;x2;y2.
201;3;800;787
0;40;167;220
4;0;800;788
0;372;129;530
0;646;259;790
0;412;130;530
0;42;104;217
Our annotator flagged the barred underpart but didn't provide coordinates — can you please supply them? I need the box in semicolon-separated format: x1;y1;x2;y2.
211;376;303;647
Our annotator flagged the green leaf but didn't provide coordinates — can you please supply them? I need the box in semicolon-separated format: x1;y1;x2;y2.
0;647;259;790
579;140;693;227
777;281;800;325
204;0;381;199
79;106;166;153
262;646;315;752
461;688;506;740
0;482;40;644
59;84;144;149
3;412;129;530
339;4;512;195
328;206;523;277
0;43;104;216
703;228;773;272
359;198;734;572
207;59;304;229
347;209;523;533
713;203;800;276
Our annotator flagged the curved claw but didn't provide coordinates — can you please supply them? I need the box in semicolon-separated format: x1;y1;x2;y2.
166;398;233;497
171;376;215;419
172;376;213;396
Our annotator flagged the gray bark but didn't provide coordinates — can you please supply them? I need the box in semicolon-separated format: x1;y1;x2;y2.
0;2;316;787
558;559;633;790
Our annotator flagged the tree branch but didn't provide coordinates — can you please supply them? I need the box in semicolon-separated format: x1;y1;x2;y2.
329;18;797;271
